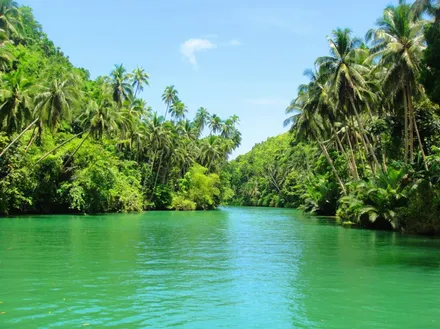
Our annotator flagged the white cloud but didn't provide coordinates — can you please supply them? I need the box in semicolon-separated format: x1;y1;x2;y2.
180;39;217;68
228;39;241;46
246;98;288;106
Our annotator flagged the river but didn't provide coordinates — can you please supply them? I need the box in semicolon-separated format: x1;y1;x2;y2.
1;207;440;328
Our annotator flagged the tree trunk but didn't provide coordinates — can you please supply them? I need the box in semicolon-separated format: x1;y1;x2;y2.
407;85;414;162
403;88;409;164
0;118;39;158
345;129;360;180
25;125;38;152
318;140;347;195
62;132;90;169
350;98;382;173
411;102;429;172
152;152;164;196
38;131;84;163
366;103;388;171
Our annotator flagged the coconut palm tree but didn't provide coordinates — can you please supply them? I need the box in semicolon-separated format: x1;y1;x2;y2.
0;0;22;39
1;74;80;157
79;99;120;140
194;107;210;136
285;84;347;195
169;101;187;122
34;76;80;133
367;1;426;164
131;66;150;97
161;85;178;119
110;64;132;107
177;119;198;140
209;114;222;135
316;28;381;172
0;70;32;136
145;113;173;193
199;135;223;172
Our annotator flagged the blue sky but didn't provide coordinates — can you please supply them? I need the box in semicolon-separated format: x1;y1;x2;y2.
21;0;392;157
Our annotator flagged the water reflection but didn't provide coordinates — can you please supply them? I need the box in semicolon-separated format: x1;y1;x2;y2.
1;208;440;328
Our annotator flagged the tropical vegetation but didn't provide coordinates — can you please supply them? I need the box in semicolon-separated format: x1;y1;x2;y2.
0;0;240;214
227;0;440;235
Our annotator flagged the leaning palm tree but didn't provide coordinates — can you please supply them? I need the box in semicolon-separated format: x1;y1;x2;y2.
367;1;426;164
110;64;132;107
0;75;80;157
0;70;32;136
285;87;347;195
316;28;381;173
131;66;150;97
34;76;80;133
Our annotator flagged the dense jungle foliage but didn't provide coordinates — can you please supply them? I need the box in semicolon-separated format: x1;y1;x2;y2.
228;0;440;235
0;0;240;214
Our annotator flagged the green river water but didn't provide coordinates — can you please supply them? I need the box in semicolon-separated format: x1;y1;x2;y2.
1;207;440;328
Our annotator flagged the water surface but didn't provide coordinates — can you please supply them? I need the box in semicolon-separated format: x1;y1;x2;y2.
1;207;440;328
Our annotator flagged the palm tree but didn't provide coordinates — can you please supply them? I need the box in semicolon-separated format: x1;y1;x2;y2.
110;64;132;107
1;75;80;156
412;0;440;24
0;28;12;70
127;95;150;120
79;99;120;140
194;107;210;136
220;118;235;138
0;0;22;39
367;1;426;164
285;84;348;195
145;113;173;193
177;119;198;140
131;66;149;97
34;76;80;133
199;135;223;172
316;28;381;172
169;101;187;121
161;85;178;119
209;114;222;135
0;70;32;136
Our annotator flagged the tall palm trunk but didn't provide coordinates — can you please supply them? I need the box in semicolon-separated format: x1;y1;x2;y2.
37;131;85;163
407;83;429;171
25;125;38;152
350;98;382;173
350;116;373;175
366;103;388;171
317;140;347;195
0;118;39;157
407;85;415;162
164;104;169;120
152;151;164;196
63;132;91;169
403;88;409;164
345;129;360;180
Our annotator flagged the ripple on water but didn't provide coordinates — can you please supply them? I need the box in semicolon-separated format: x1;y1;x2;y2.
1;208;440;328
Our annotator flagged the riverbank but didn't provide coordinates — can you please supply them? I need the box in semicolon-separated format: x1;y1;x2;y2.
226;134;440;236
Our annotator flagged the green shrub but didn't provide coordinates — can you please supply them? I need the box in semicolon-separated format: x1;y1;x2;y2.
170;195;196;211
